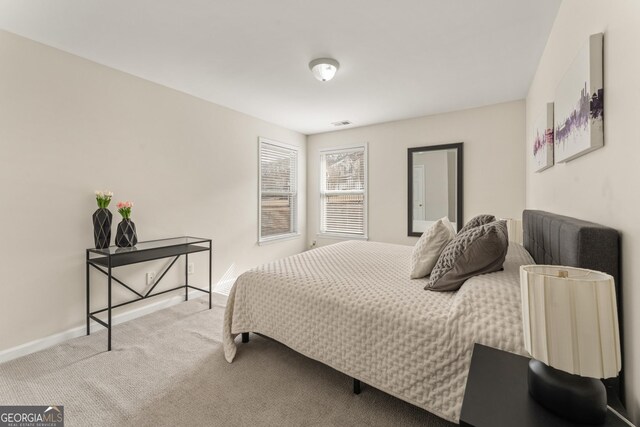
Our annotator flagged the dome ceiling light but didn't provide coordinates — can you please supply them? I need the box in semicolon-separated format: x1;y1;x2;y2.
309;58;340;82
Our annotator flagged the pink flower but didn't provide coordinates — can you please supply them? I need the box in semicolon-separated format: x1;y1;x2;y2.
116;200;134;219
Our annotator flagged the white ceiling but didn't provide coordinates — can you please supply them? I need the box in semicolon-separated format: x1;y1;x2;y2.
0;0;561;135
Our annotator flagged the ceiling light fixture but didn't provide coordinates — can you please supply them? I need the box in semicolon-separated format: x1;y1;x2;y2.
309;58;340;82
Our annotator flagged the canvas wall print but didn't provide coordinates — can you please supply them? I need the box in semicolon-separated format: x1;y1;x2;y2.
532;102;554;172
554;33;604;163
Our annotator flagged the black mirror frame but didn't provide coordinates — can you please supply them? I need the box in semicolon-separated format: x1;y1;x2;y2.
407;142;463;237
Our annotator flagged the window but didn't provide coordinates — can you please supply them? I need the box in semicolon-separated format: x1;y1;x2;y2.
320;145;367;238
259;138;299;243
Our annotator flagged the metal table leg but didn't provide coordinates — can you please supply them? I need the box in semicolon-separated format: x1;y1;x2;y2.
107;257;112;351
185;253;189;301
86;251;90;336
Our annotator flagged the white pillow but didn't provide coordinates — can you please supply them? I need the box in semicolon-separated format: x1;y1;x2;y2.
410;217;456;279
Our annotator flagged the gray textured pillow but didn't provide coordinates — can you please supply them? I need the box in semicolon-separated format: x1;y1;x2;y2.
457;214;497;235
425;220;509;292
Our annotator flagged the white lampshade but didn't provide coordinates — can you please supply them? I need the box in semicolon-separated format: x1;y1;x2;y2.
520;265;621;379
309;58;339;81
501;218;523;244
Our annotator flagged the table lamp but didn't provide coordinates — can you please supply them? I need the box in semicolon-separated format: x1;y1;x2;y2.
520;265;621;425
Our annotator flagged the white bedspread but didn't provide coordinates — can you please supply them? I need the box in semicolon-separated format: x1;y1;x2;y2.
223;240;533;422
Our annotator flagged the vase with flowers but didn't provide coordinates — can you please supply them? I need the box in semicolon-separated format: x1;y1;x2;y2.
115;201;138;247
93;190;113;249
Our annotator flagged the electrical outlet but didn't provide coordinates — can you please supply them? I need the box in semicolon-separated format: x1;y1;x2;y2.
188;263;195;275
146;272;155;285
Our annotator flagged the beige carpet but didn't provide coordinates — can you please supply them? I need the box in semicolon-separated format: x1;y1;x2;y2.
0;294;455;427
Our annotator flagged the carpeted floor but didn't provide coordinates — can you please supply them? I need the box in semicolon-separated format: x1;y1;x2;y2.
0;294;455;426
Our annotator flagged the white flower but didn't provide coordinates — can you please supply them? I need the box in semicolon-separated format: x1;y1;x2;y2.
95;190;113;199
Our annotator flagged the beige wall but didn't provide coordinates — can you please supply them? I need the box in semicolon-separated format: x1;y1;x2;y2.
0;30;306;352
307;100;526;247
525;0;640;420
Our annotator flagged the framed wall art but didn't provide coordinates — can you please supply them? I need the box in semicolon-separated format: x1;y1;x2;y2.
554;33;604;163
532;102;554;172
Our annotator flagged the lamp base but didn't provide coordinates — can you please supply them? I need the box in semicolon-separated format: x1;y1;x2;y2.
528;359;607;425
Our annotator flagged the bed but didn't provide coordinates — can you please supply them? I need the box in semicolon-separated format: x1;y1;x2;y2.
223;210;621;423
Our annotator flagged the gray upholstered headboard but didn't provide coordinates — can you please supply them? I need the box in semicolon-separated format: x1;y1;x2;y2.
522;210;624;402
523;210;620;284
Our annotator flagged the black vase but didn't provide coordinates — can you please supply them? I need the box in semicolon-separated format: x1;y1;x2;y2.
115;219;138;248
92;208;112;249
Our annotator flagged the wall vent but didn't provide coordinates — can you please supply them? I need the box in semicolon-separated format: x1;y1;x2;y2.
331;120;352;127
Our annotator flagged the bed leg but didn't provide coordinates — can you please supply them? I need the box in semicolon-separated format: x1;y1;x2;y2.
353;378;361;395
242;332;249;343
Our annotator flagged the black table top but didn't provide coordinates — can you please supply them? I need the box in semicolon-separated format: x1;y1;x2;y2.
87;237;211;267
460;344;632;427
88;236;210;256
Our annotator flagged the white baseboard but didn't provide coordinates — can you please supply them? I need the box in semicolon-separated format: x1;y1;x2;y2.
0;288;223;365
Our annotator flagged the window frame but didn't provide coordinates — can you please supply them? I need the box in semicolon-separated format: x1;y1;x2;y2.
258;137;300;245
318;144;369;240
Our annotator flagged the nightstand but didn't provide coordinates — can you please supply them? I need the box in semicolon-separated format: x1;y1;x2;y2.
460;344;633;427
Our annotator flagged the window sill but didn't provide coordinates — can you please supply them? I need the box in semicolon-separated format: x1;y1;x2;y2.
258;233;301;246
317;233;369;241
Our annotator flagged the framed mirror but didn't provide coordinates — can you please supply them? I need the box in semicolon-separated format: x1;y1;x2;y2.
408;142;463;236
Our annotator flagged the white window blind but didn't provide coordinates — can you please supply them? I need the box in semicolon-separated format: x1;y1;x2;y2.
320;146;367;238
259;138;298;242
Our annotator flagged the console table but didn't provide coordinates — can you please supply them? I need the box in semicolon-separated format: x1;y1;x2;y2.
86;237;212;351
